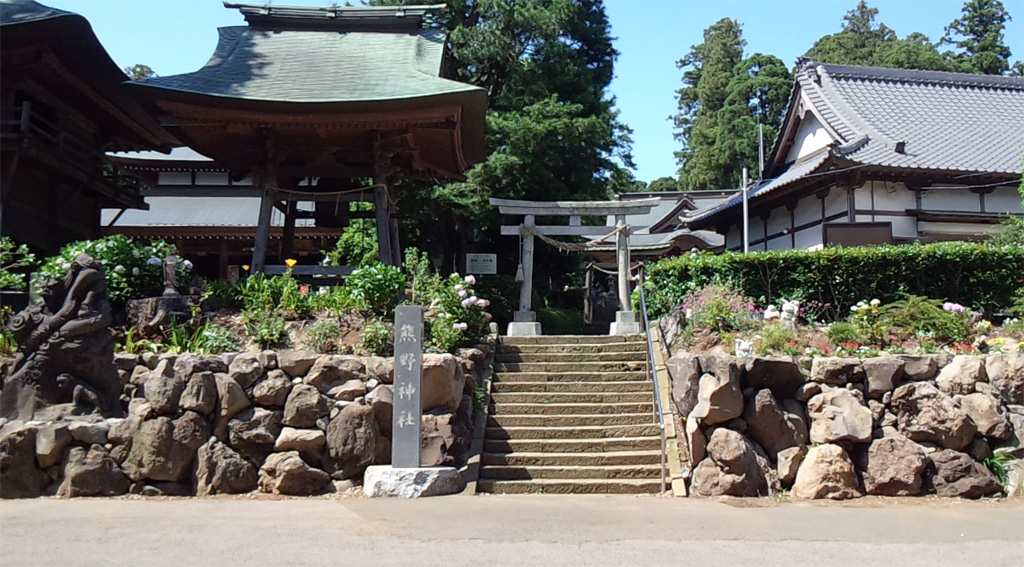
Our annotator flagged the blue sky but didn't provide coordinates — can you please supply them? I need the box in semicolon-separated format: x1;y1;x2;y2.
47;0;1024;184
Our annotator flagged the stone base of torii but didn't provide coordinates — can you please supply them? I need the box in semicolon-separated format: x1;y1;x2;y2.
490;198;660;336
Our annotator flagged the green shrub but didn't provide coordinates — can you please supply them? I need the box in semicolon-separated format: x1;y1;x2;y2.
884;295;973;344
305;319;341;353
34;235;191;307
1005;317;1024;338
826;321;862;346
345;263;406;316
754;323;798;356
361;319;393;356
244;310;286;348
0;237;36;291
537;307;584;335
641;242;1024;320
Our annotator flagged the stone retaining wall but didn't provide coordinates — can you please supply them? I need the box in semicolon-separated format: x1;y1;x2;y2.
0;346;491;499
667;352;1023;499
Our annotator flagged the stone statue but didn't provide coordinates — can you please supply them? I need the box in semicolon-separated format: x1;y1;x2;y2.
162;245;179;297
0;254;124;420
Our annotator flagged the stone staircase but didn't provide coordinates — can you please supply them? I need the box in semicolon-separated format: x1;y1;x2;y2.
478;335;664;494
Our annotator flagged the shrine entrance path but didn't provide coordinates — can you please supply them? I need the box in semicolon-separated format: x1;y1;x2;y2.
2;495;1021;567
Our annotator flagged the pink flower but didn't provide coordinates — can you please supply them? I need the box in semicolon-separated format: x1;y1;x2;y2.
464;275;476;285
457;289;468;298
478;299;490;308
455;284;465;292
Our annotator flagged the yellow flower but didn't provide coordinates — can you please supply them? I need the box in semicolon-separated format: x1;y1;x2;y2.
285;258;298;268
242;264;250;272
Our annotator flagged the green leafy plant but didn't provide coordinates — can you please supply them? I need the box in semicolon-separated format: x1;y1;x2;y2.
983;449;1016;485
345;263;406;316
884;295;974;344
404;247;438;305
305;319;341;353
754;323;798;356
0;306;17;355
244;310;287;348
118;326;160;354
473;385;488;413
0;237;36;291
361;319;393;356
192;321;242;354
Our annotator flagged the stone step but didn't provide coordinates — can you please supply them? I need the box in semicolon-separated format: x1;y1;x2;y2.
500;335;644;346
482;450;662;467
484;436;662;454
490;380;653;394
497;343;648;354
492;371;647;383
490;391;654;404
480;464;663;480
488;413;654;428
495;361;646;373
486;423;661;439
477;478;662;494
495;352;648;364
490;402;654;416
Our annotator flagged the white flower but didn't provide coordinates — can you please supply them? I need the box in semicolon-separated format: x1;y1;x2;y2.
850;305;859;312
870;299;880;307
182;259;193;270
114;265;126;274
146;257;161;266
132;267;140;276
464;275;476;285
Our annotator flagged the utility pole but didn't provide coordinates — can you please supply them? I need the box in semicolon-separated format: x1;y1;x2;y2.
742;167;750;254
758;123;765;178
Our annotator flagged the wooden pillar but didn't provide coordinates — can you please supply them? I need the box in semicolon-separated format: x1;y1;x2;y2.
252;183;275;274
390;216;401;266
218;241;229;281
518;214;536;313
373;178;394;266
281;198;297;261
615;214;630;311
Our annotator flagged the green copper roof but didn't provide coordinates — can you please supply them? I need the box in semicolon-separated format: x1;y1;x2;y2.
132;4;483;104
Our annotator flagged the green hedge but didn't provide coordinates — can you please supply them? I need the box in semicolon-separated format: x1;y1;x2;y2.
639;242;1024;320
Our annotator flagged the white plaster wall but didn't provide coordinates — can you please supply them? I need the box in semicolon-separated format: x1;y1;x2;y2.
158;172;191;185
767;208;789;235
767;235;790;251
824;187;848;217
725;224;742;250
854;184;873;209
871;182;917;211
921;188;981;212
785;115;834;162
195;172;229;185
794;226;822;249
794;195;820;226
986;186;1024;213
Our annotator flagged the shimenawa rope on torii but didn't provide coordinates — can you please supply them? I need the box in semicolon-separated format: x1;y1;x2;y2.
514;224;629;282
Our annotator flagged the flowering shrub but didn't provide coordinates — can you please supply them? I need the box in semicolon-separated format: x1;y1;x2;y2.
426;274;491;353
680;283;758;333
34;235;190;307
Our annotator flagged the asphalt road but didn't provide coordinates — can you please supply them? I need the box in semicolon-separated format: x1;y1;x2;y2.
2;494;1022;567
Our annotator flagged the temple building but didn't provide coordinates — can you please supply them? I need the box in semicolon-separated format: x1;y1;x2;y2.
0;0;176;254
683;61;1024;250
120;2;487;272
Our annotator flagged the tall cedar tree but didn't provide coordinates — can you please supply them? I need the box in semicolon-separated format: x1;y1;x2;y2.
673;19;791;191
941;0;1014;75
803;1;955;71
372;0;633;287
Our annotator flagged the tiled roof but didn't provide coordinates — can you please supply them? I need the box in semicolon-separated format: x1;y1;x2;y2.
132;23;482;103
101;196;314;228
802;62;1024;175
0;0;71;25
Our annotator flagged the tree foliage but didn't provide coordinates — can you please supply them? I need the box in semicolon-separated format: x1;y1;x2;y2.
374;0;632;287
123;64;157;80
941;0;1014;75
803;1;956;71
673;19;791;191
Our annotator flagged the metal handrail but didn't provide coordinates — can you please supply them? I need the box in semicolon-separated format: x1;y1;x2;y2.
637;267;667;495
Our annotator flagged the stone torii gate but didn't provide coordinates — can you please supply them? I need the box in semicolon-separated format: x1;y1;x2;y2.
490;198;659;336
